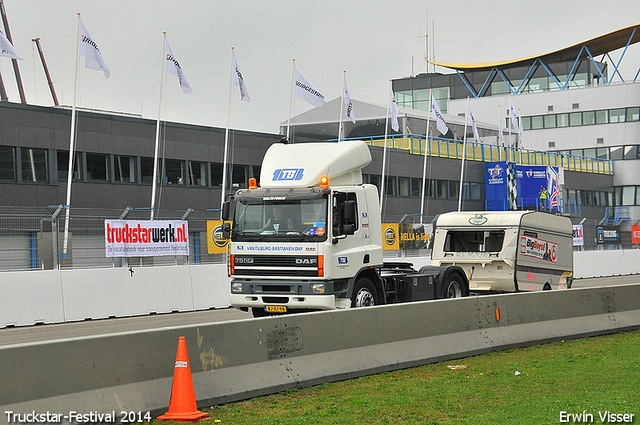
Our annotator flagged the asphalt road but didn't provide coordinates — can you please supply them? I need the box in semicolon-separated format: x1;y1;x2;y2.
0;274;637;347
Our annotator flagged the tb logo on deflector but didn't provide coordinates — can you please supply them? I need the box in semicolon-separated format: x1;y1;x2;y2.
273;168;304;181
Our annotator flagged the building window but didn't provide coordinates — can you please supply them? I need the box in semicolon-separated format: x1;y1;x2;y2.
384;176;397;197
140;157;158;183
448;181;459;200
583;111;595;125
411;177;422;197
548;141;556;148
609;108;626;123
188;161;207;186
531;116;543;130
163;159;184;185
547;105;554;112
0;146;16;181
569;112;582;127
114;155;136;183
436;180;448;199
231;164;248;188
398;177;410;197
596;147;609;159
368;174;381;193
86;153;110;181
57;150;82;181
622;186;635;206
595;110;608;124
521;117;531;130
21;148;48;183
624;146;638;160
572;103;580;110
211;162;223;187
557;113;569;127
610;147;623;160
544;115;556;128
626;107;640;122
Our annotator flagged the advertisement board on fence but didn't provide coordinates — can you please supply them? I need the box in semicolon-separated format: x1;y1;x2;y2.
632;225;640;244
104;220;189;257
207;220;231;254
382;223;399;251
573;224;584;246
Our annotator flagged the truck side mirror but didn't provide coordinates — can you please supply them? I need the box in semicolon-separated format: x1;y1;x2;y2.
221;201;231;221
342;200;356;235
222;222;231;239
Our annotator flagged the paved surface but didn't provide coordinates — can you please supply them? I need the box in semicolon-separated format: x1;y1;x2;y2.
0;275;637;347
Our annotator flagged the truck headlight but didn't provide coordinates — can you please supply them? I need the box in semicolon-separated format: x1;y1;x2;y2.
231;282;243;293
311;283;325;294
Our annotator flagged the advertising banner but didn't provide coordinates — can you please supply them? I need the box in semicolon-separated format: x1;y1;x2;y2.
485;161;508;211
519;234;558;263
596;225;620;244
572;225;584;246
516;165;563;212
104;220;189;257
633;225;640;244
382;223;399;251
207;220;231;254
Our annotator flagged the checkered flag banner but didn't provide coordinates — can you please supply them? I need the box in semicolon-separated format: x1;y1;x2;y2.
507;162;518;210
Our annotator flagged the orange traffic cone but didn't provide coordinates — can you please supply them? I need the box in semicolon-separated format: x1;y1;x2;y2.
158;336;209;422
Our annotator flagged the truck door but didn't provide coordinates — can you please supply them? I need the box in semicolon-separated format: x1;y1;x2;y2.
331;191;367;279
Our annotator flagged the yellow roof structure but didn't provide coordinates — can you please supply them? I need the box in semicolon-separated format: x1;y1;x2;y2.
431;24;640;72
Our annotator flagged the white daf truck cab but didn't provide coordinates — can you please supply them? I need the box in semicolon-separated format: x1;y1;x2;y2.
430;210;573;292
222;140;469;317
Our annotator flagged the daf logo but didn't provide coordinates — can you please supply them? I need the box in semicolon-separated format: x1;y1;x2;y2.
296;258;317;265
235;257;254;264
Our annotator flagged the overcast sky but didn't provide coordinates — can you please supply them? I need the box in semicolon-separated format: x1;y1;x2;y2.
1;0;639;134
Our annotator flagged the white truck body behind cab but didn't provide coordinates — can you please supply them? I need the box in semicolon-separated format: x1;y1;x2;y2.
430;211;573;292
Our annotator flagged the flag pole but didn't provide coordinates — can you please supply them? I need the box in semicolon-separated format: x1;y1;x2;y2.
419;88;432;225
286;59;295;142
457;96;470;212
338;71;346;142
150;32;167;220
379;80;392;215
220;47;235;219
62;13;81;257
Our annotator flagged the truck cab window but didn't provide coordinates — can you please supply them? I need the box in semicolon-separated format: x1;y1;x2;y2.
332;192;358;237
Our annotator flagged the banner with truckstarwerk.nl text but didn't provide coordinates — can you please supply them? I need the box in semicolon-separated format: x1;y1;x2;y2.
104;220;189;257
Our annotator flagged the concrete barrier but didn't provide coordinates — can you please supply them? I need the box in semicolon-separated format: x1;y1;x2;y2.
1;284;640;422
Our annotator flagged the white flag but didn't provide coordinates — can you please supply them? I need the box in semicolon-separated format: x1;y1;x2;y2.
509;98;519;132
390;94;399;132
166;41;193;94
294;69;326;108
469;105;480;142
232;50;250;102
0;31;22;60
344;79;355;123
499;109;504;147
431;94;449;135
79;20;109;78
518;113;524;148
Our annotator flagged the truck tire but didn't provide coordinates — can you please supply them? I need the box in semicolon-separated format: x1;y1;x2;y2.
441;272;466;298
351;277;378;308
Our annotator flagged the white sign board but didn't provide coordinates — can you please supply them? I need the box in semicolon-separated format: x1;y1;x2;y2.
105;220;189;257
572;224;584;246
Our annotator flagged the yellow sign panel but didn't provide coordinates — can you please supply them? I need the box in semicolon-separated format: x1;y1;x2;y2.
381;223;399;251
207;220;231;254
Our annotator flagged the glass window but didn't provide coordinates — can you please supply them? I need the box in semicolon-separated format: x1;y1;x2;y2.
86;153;109;181
436;180;448;199
231;164;247;188
595;110;608;124
395;90;413;109
469;182;482;200
531;116;543;130
211;162;223;187
140;157;158;183
428;179;436;198
432;87;450;114
636;187;640;206
521;116;531;131
624;146;638;160
610;108;626;123
596;148;609;160
398;177;410;197
57;150;81;181
411;177;422;197
614;187;622;206
569;112;582;127
610;147;623;160
557;113;569;127
164;159;184;185
544;115;556;128
570;149;583;157
583;148;595;158
583;111;595;125
448;181;459;200
114;155;136;183
622;186;635;206
21;148;48;183
368;174;381;192
585;190;593;206
0;146;16;181
444;230;505;253
188;161;207;186
385;176;397;197
627;107;640;122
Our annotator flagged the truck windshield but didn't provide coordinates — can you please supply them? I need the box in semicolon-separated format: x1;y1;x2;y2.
232;197;328;242
444;230;505;252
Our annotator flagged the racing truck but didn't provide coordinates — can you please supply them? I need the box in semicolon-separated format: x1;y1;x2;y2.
222;139;469;317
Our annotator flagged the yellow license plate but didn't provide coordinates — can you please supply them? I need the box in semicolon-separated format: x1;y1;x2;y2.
265;305;287;313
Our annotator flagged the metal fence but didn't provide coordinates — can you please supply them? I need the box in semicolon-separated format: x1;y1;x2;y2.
0;206;226;272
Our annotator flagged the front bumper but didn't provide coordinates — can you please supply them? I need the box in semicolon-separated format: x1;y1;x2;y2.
230;293;337;311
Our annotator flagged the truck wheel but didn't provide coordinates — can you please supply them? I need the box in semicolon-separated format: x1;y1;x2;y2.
351;277;377;308
441;273;466;298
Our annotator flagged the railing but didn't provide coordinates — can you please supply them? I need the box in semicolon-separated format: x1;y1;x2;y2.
345;134;614;175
